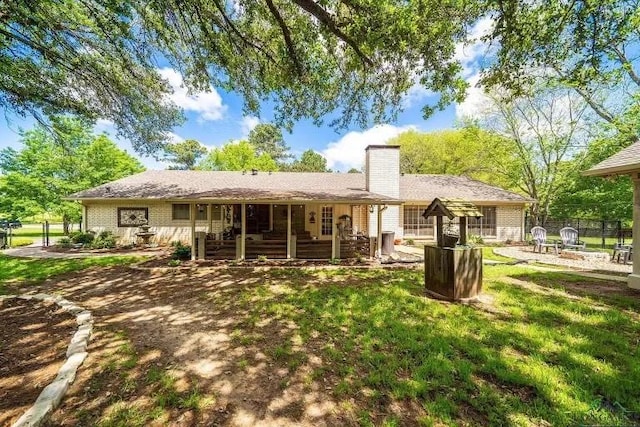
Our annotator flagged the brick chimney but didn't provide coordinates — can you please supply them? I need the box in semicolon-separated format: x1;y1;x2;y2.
365;145;401;238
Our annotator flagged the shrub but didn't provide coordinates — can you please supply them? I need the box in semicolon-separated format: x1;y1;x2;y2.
168;259;181;267
257;255;268;262
91;232;117;249
405;238;415;246
171;241;191;260
70;231;95;245
56;237;73;248
329;258;341;265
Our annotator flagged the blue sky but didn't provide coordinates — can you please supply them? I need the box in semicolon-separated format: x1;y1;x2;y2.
0;19;492;172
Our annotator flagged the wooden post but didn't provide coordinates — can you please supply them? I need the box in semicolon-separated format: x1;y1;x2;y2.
287;204;292;259
331;206;338;259
436;216;444;248
207;204;212;234
460;217;468;245
190;203;196;260
629;174;640;289
376;205;383;257
240;203;246;260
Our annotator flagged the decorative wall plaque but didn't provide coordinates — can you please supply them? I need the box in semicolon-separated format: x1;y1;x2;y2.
117;207;149;227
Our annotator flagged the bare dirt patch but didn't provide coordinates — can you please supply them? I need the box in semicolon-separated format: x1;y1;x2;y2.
0;298;76;426
21;266;356;426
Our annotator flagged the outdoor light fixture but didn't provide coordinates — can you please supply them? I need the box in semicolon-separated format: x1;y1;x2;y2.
309;211;316;223
369;205;375;213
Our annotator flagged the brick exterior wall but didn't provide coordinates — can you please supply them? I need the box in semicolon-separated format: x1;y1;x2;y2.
86;201;224;245
365;146;403;238
495;205;524;242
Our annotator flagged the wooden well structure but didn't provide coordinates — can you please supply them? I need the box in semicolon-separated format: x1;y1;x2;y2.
422;198;483;301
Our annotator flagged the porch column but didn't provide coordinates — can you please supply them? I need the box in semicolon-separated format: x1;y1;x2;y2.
81;204;87;232
376;205;382;257
331;206;338;259
240;203;246;260
190;202;196;261
629;174;640;289
287;204;292;259
207;204;212;234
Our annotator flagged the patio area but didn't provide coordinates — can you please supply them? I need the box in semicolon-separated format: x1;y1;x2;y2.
493;246;633;274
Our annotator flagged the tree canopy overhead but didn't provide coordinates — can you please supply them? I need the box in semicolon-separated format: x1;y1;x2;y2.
484;0;640;138
1;0;480;154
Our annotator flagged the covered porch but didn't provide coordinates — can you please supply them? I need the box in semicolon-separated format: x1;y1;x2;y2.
183;199;395;261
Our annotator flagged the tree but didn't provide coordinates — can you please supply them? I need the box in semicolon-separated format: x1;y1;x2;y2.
347;168;362;173
388;128;513;189
164;139;208;170
484;0;640;139
247;124;291;164
284;149;330;172
0;117;144;231
550;134;633;221
1;1;480;153
199;141;278;172
475;86;591;226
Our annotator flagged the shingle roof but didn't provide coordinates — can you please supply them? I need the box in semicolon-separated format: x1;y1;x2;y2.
583;141;640;177
67;170;530;204
399;175;530;202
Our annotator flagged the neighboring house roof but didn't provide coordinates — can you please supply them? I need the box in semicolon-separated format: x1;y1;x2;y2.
583;141;640;177
67;170;530;204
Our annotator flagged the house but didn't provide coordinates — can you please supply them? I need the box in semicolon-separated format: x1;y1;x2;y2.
67;145;530;260
583;140;640;289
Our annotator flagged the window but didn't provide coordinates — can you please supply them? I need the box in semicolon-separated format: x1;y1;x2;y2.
403;205;434;237
321;206;333;236
468;206;496;237
172;204;190;220
196;204;207;220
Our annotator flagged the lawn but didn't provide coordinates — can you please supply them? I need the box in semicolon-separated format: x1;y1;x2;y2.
12;223;66;238
4;260;640;426
0;254;141;294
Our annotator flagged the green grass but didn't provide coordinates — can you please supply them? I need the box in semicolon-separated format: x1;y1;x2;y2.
230;267;640;425
6;237;34;247
482;246;516;262
11;223;65;238
0;254;141;294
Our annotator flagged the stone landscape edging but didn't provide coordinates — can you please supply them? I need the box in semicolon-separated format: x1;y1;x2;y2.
0;293;93;427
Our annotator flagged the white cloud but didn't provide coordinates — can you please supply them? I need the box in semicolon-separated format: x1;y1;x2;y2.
240;115;260;137
454;16;495;79
455;73;492;119
165;131;185;144
322;124;415;171
453;16;497;119
157;68;227;122
402;80;435;109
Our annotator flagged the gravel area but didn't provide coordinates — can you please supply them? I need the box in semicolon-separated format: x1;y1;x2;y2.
493;246;633;274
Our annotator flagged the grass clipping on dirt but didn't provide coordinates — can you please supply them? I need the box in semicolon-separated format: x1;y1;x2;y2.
43;265;640;426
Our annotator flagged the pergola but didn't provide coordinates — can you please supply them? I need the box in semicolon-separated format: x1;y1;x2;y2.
583;141;640;290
